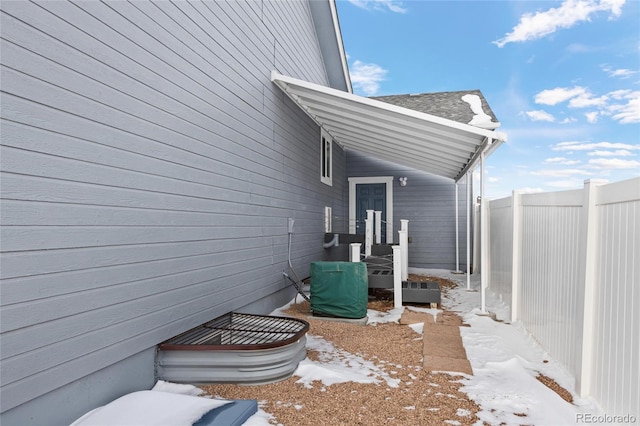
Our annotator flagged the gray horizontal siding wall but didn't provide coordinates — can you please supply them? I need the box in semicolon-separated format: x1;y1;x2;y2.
0;1;345;423
347;150;472;270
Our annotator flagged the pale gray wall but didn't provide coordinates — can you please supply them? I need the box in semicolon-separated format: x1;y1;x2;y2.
0;1;347;424
347;150;473;270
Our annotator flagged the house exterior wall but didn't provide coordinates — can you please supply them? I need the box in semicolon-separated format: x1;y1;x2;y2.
346;150;472;270
0;1;346;424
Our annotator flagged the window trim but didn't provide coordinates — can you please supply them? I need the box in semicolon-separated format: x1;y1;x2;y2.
320;129;332;186
348;176;394;242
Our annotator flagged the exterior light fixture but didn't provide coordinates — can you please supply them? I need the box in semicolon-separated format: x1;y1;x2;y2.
399;177;408;187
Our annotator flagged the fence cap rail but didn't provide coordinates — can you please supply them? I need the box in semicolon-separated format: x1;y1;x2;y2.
521;188;582;206
596;177;640;205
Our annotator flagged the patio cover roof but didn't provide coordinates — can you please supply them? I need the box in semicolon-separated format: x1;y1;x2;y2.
271;72;507;182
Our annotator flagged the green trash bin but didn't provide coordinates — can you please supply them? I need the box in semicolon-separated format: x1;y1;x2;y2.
310;261;368;319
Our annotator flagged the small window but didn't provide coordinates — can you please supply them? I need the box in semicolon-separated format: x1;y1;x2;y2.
320;130;332;186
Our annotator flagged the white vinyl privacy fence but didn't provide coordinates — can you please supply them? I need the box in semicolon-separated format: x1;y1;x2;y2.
486;177;639;416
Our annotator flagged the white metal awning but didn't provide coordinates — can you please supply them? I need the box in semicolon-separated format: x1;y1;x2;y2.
271;71;506;182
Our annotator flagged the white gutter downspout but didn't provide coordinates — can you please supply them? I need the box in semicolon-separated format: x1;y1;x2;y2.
480;138;492;314
453;183;462;273
454;182;461;274
466;171;471;290
454;133;506;300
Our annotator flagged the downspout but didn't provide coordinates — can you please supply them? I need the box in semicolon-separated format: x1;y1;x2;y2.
453;182;463;273
480;139;491;314
466;170;471;290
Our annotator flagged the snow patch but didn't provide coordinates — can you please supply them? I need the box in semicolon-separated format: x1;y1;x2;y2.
461;94;498;129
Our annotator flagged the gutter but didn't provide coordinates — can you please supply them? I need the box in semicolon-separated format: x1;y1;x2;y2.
455;131;507;183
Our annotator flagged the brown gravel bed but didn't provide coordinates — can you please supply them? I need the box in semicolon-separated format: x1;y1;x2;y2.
536;374;574;403
200;275;573;425
201;279;480;425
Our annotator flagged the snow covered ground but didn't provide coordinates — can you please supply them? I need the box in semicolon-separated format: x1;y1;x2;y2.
247;268;603;425
419;269;602;425
72;268;603;426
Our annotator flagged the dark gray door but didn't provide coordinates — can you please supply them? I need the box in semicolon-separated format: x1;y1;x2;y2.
356;183;386;243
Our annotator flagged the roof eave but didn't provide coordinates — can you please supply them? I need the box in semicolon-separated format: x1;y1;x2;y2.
272;71;503;141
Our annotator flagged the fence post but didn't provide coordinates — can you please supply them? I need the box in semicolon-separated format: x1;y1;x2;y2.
577;179;605;397
511;191;523;323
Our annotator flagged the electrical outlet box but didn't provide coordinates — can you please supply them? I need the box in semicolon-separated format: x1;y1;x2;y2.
324;207;332;233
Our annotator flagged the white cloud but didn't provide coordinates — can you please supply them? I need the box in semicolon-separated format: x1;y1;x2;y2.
602;65;638;79
587;150;634;156
493;0;626;48
533;88;639;124
544;157;582;165
525;110;555;122
569;93;609;108
349;60;388;96
588;158;640;169
552;141;640;151
585;111;600;123
535;86;587;105
607;91;640;124
608;89;633;100
348;0;407;13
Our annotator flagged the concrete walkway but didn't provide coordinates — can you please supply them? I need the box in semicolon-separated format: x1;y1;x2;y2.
400;309;473;375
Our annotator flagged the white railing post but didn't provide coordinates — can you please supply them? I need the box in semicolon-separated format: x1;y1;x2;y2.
374;211;382;245
365;210;374;257
511;190;523;323
400;219;409;281
392;245;403;309
350;243;362;262
577;179;605;397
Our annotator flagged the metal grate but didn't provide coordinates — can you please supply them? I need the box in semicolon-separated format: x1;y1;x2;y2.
159;312;309;351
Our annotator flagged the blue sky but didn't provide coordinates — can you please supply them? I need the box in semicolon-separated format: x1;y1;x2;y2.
335;0;639;199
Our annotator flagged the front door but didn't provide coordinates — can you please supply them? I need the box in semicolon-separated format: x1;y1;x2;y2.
356;183;387;244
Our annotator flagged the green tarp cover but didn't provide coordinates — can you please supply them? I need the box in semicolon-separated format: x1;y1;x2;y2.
310;261;368;319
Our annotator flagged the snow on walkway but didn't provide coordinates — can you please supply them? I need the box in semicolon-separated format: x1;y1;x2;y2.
412;268;602;425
